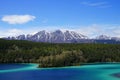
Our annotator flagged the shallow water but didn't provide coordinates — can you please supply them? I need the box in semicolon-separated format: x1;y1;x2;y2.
0;63;120;80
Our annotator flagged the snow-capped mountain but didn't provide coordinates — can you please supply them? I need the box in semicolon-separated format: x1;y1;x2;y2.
6;30;120;43
96;35;111;40
95;35;120;41
7;30;88;43
111;37;120;41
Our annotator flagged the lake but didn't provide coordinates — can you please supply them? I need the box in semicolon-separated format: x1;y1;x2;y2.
0;63;120;80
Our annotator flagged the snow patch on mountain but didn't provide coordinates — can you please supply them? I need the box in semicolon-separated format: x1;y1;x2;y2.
7;30;88;43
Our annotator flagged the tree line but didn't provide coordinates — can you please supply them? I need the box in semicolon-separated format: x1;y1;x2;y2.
0;39;120;67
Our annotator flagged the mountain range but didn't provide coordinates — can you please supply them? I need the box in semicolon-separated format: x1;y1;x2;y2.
5;30;120;44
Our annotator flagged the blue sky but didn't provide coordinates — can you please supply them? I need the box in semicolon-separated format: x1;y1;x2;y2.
0;0;120;38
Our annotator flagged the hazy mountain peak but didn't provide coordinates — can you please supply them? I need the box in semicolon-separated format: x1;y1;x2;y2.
96;35;111;40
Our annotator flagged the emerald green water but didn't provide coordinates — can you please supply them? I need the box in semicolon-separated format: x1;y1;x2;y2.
0;63;120;80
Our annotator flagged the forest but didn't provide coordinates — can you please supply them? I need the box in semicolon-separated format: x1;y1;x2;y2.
0;39;120;67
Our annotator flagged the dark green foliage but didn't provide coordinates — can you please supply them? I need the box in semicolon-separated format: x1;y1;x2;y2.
1;39;120;67
39;50;86;67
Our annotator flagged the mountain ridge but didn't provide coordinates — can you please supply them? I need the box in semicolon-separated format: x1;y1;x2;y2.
5;30;120;43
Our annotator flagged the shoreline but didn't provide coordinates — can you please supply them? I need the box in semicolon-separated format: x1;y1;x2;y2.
39;62;120;68
0;63;38;73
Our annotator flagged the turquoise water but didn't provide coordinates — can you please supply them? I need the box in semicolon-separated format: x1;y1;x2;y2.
0;63;120;80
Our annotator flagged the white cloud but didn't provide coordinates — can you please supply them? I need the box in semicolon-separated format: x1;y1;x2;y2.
1;29;23;37
74;24;120;38
0;28;39;38
81;1;111;8
7;29;23;35
1;15;36;24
